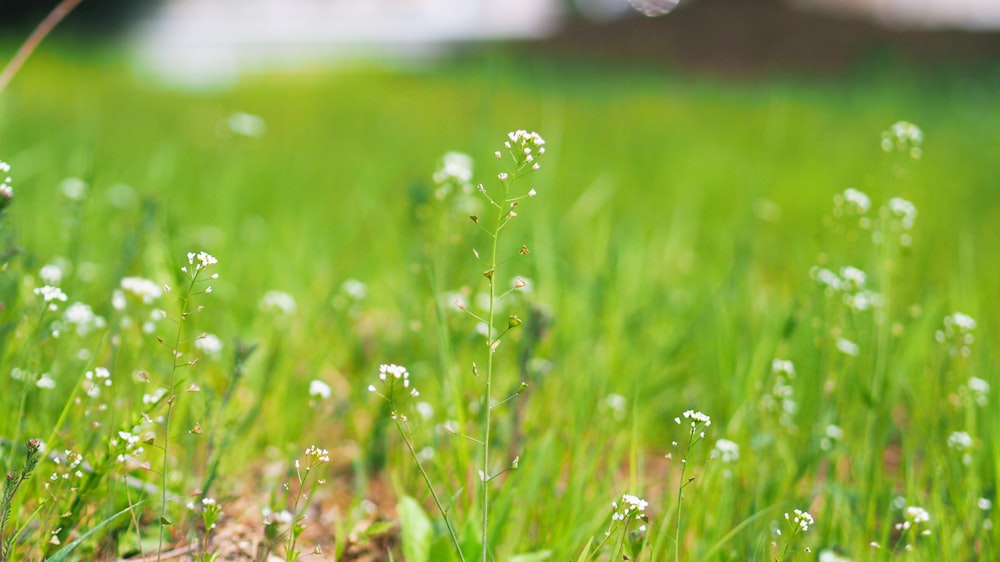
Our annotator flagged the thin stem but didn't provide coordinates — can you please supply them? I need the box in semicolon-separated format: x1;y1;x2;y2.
0;0;85;94
157;275;197;561
481;181;509;562
396;420;466;562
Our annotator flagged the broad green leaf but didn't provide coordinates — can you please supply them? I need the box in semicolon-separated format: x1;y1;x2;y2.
46;502;143;562
397;496;432;562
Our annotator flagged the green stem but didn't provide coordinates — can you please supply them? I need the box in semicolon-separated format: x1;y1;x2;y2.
397;420;466;562
157;275;197;561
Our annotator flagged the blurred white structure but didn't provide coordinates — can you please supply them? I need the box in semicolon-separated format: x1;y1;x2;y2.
135;0;563;84
794;0;1000;30
135;0;1000;84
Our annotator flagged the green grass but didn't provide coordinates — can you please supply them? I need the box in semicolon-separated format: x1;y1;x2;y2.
0;44;999;560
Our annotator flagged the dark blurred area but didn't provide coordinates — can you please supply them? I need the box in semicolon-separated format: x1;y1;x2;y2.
541;0;1000;77
0;0;160;34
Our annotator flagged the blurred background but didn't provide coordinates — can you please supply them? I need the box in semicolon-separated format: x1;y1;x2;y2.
4;0;1000;84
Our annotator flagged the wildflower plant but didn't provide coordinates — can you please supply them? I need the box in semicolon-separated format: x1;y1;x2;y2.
667;410;711;561
153;251;219;558
369;130;545;561
776;508;815;560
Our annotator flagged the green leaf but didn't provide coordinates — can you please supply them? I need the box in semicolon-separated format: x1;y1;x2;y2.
397;496;432;562
575;538;595;562
46;502;143;562
510;550;553;562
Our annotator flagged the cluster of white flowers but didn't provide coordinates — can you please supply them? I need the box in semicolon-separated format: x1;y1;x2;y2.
935;312;976;357
675;410;712;434
83;367;112;398
62;302;107;336
433;151;475;199
119;277;163;304
959;376;989;407
111;430;145;463
785;509;815;533
881;121;923;159
711;438;740;463
948;431;973;451
260;290;296;314
820;424;844;452
606;493;649;535
34;285;69;311
761;359;798;428
184;251;218;273
304;445;330;464
833;188;873;229
0;160;12;200
368;363;420;418
809;266;883;312
896;505;932;535
40;263;64;285
47;450;86;487
500;130;545;172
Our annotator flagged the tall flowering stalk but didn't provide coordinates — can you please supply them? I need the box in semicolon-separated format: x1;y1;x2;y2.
156;251;218;561
474;130;544;561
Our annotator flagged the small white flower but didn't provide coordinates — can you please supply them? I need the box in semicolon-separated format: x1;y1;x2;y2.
59;177;88;201
978;498;992;511
947;431;973;451
194;333;223;357
836;338;860;357
309;379;332;400
36;373;56;389
260;290;296;314
711;439;740;463
120;277;163;303
785;509;814;532
226;112;266;137
40;264;64;285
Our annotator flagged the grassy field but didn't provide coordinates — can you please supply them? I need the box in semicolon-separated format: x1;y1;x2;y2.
0;44;999;561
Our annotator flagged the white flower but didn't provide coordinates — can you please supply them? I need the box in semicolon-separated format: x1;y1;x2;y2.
260;290;296;314
433;152;474;196
309;379;332;400
36;373;56;389
947;431;973;451
59;177;88;200
839;266;866;290
818;549;853;562
677;409;711;428
771;359;795;377
881;121;923;159
785;509;814;532
195;333;223;357
841;188;871;214
711;439;740;463
40;264;64;285
120;277;163;303
226;112;266;137
0;161;12;199
187;251;218;271
905;506;930;524
34;286;68;311
978;498;992;511
836;338;860;357
888;197;917;230
63;302;106;336
341;279;367;300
